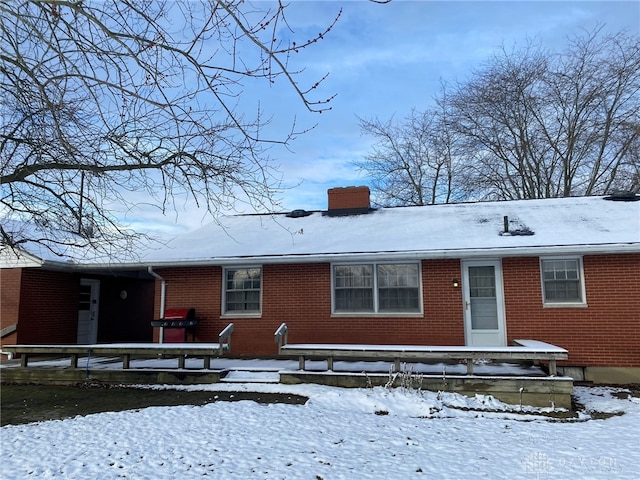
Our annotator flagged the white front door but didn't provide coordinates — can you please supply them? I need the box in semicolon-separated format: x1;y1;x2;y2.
462;260;506;346
77;279;100;344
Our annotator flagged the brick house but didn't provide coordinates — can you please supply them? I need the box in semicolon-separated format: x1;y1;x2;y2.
1;250;155;347
2;187;639;383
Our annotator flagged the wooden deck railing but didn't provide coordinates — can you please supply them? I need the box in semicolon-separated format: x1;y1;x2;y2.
1;323;17;339
2;323;234;370
273;323;568;376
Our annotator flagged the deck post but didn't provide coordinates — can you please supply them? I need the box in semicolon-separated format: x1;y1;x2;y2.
394;358;400;371
122;354;130;369
298;355;305;370
70;353;78;369
203;356;211;370
20;354;28;368
274;323;288;354
327;356;334;371
178;355;185;369
548;359;557;376
466;359;474;375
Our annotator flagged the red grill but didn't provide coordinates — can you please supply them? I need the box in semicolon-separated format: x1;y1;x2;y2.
151;308;198;342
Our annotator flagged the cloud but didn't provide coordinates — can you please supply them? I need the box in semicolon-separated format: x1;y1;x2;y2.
115;0;640;231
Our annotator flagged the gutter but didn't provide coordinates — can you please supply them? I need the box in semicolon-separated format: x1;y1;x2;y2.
18;241;640;271
80;242;640;269
147;266;166;344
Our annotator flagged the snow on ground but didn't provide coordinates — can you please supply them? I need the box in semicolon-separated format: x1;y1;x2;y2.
1;382;639;480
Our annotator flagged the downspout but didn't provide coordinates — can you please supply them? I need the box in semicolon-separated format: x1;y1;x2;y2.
147;266;166;344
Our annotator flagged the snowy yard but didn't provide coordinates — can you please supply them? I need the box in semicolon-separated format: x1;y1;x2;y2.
1;382;638;479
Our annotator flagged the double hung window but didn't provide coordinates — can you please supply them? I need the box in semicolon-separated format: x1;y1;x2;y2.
333;262;421;314
540;258;585;305
223;267;262;314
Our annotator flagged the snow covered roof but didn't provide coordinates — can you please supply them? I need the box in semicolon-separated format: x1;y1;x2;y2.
2;196;639;268
143;195;639;266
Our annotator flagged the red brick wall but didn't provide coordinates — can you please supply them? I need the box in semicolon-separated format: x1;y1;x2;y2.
503;254;640;367
153;255;638;368
17;269;79;344
423;259;466;344
327;186;370;210
2;268;155;347
153;266;223;343
1;268;22;347
154;259;464;355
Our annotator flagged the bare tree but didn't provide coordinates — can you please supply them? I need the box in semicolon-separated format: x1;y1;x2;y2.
541;28;640;196
356;103;465;207
448;43;550;200
359;27;639;206
1;0;342;257
449;27;640;200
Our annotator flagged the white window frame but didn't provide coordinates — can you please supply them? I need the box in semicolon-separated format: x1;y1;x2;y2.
222;266;262;317
331;261;423;316
540;257;587;307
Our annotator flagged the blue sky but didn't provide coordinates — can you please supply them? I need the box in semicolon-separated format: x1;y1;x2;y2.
146;0;640;232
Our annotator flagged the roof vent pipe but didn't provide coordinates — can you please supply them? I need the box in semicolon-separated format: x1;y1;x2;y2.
503;216;509;234
286;209;312;218
603;190;640;202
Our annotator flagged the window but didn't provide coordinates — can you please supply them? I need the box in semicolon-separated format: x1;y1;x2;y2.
333;263;421;314
540;258;585;305
223;267;261;314
334;265;374;312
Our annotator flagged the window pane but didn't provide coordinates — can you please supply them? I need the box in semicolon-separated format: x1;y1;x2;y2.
542;259;582;303
469;266;496;298
470;298;499;329
378;287;420;312
377;264;419;287
333;263;421;313
334;265;374;312
225;268;261;312
335;265;372;288
377;264;420;312
79;285;92;311
335;288;373;311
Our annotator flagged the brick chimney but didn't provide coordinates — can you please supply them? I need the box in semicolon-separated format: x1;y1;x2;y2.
326;186;371;216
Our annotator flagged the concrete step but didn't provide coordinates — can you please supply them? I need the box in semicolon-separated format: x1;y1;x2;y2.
221;370;280;383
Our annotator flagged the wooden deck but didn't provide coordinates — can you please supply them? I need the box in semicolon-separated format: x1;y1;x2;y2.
0;323;574;408
274;323;569;376
271;323;573;408
2;324;234;370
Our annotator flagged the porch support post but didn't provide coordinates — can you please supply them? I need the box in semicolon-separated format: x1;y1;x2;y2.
122;354;130;369
548;359;557;376
466;359;474;375
327;356;334;371
298;355;305;370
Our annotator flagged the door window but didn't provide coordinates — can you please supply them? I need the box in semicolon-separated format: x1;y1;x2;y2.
468;266;498;330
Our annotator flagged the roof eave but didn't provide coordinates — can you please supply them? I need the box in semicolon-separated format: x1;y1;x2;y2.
79;242;640;269
8;242;634;271
0;248;45;268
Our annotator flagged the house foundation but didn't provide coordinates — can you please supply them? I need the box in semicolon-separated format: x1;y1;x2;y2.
279;371;574;409
0;367;227;386
558;366;640;384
